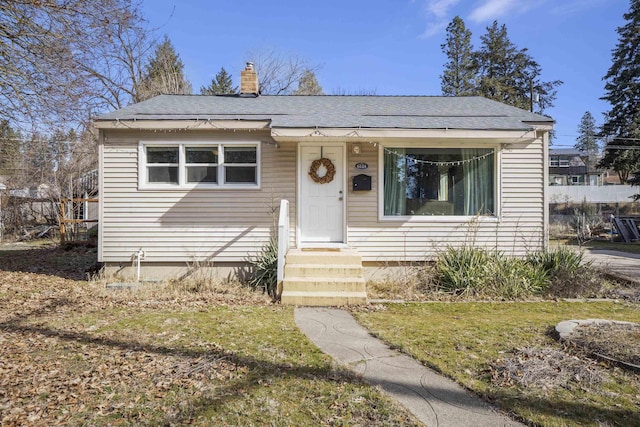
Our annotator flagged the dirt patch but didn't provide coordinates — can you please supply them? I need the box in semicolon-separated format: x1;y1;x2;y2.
566;322;640;367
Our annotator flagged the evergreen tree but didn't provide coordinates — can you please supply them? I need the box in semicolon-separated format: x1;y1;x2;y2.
138;35;192;101
440;16;476;96
293;69;324;95
473;21;561;114
200;67;237;95
575;111;600;173
599;0;640;185
575;111;600;154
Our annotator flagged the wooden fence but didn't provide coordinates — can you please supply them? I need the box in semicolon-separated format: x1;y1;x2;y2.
60;198;98;243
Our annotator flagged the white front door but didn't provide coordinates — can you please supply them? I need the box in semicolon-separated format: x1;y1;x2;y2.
299;144;344;245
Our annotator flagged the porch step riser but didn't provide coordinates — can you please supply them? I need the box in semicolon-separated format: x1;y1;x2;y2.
280;291;367;306
283;279;365;293
285;254;363;265
284;265;364;279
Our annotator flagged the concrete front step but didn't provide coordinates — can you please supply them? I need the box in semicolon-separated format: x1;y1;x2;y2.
281;248;367;306
283;277;366;293
280;291;368;306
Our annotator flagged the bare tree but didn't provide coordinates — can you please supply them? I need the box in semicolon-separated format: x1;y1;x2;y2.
0;1;170;238
330;87;378;96
246;49;318;95
0;0;155;127
73;2;156;109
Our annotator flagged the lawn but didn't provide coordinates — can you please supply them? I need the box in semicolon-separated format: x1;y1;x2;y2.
0;245;419;426
3;244;640;426
554;238;640;255
354;302;640;427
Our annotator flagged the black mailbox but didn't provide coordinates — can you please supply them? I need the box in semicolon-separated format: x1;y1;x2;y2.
353;174;372;191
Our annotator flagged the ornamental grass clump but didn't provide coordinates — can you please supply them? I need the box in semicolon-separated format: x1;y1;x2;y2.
490;256;549;298
248;238;278;300
433;247;548;299
432;246;494;296
526;245;589;277
433;245;597;299
527;246;600;297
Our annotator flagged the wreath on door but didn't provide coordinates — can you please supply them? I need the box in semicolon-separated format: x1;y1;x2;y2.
308;157;336;184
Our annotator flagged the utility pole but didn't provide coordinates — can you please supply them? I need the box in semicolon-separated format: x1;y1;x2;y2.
530;78;534;112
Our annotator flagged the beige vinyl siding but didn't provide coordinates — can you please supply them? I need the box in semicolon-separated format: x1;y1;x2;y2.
100;129;296;263
346;138;545;261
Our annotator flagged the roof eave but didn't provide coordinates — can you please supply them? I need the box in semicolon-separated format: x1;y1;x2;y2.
270;127;540;144
94;118;272;130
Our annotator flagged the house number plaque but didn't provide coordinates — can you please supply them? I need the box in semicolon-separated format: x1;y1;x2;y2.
355;162;368;170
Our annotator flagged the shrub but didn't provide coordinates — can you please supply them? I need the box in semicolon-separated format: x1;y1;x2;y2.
568;199;603;242
248;238;278;301
544;266;603;298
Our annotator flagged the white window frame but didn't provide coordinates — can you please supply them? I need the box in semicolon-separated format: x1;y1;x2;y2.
377;142;501;222
559;158;569;167
138;141;261;190
550;156;559;167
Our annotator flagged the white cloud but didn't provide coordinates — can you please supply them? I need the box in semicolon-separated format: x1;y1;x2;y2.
550;0;609;16
427;0;460;18
468;0;547;23
468;0;518;22
420;20;450;38
418;0;461;38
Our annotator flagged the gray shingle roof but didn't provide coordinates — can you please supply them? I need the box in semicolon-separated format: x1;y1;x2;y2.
96;94;554;131
550;148;582;155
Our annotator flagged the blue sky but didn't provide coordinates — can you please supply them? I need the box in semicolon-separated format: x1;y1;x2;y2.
142;0;629;148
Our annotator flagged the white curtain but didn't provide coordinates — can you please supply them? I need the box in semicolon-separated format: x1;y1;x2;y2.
462;148;493;215
384;148;407;215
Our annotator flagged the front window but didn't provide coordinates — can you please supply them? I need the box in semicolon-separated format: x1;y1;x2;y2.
223;146;257;183
141;142;259;188
147;147;179;184
383;147;495;216
185;146;218;184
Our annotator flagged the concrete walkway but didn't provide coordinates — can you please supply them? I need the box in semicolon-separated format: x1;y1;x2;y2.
295;307;523;427
584;249;640;283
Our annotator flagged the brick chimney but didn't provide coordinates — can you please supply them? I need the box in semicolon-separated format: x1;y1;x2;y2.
240;62;259;95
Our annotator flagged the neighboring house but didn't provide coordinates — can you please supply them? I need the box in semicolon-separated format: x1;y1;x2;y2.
549;149;601;186
95;63;553;302
74;169;99;226
7;184;57;224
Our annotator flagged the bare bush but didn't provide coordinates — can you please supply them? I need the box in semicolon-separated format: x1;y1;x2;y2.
491;346;607;390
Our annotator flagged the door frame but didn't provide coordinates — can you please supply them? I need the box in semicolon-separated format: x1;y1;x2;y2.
296;142;347;248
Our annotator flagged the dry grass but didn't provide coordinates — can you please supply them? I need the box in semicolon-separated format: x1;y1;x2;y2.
0;245;421;426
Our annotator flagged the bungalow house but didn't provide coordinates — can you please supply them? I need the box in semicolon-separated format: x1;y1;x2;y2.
95;63;553;305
